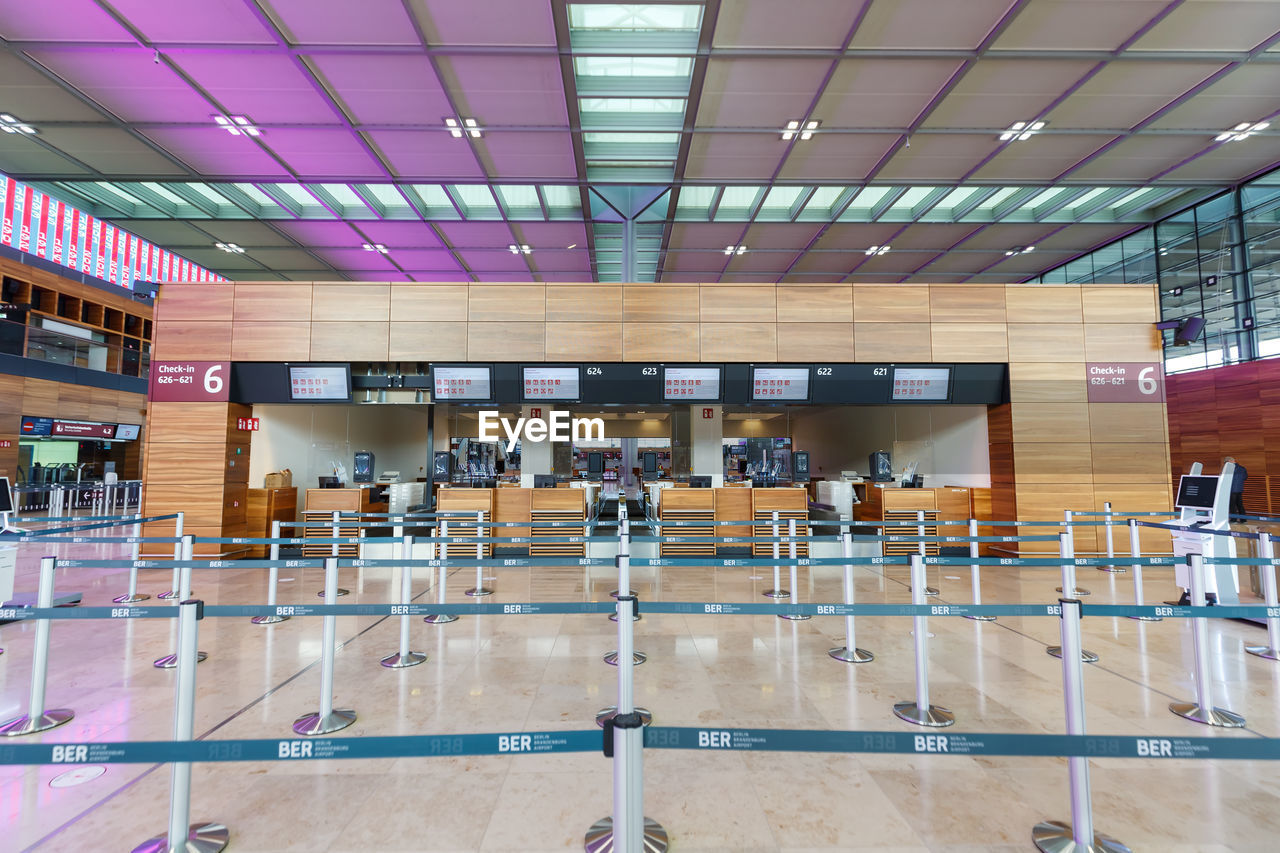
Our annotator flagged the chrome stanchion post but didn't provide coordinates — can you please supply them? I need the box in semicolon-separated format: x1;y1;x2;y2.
155;536;208;668
892;554;954;727
585;595;668;853
114;513;150;604
603;517;647;667
1032;598;1129;853
1127;519;1160;622
424;518;458;623
1170;554;1246;727
829;530;873;662
1246;532;1280;660
1048;533;1098;663
133;599;230;853
1100;502;1124;573
382;534;426;668
780;517;810;620
294;556;357;734
918;510;938;596
252;520;289;625
158;512;185;600
1056;511;1089;595
964;518;994;621
0;557;75;736
318;511;349;597
764;510;787;598
466;510;493;596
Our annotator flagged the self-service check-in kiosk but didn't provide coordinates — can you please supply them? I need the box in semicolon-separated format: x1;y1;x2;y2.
1171;462;1239;605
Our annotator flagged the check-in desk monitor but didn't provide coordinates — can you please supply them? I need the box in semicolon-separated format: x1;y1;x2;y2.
1171;466;1238;600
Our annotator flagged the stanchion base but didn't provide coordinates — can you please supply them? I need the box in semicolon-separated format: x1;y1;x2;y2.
1245;645;1280;661
828;646;873;663
1046;646;1098;663
293;708;357;736
1128;615;1162;622
316;588;350;597
609;589;620;598
964;614;996;622
607;612;641;623
763;589;789;598
113;593;150;603
924;587;939;597
156;591;180;600
1097;567;1127;574
595;706;653;727
1168;702;1246;727
0;709;75;737
153;651;209;669
1032;820;1130;853
1055;586;1091;596
779;612;811;621
251;614;290;625
465;587;494;597
423;613;459;624
584;815;669;853
380;650;427;668
892;701;955;727
132;821;230;853
603;650;647;666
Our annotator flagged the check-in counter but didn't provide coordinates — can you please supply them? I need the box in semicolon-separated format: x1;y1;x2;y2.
436;487;495;557
437;485;588;556
855;486;988;555
752;487;810;557
302;487;383;557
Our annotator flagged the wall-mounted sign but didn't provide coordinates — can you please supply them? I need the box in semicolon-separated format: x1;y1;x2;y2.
149;361;230;402
52;420;116;439
1086;362;1165;403
20;416;53;436
237;417;260;431
663;367;720;401
702;407;714;419
114;424;141;440
433;366;492;401
0;439;11;448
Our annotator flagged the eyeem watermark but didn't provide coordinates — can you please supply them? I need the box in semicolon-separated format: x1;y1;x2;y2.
478;410;604;453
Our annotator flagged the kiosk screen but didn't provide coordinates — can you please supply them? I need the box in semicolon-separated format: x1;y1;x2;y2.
1175;475;1219;510
0;476;13;514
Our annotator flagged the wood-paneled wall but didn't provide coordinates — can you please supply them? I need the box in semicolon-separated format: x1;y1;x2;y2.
145;281;1171;551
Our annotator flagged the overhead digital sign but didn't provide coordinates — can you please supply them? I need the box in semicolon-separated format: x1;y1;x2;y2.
751;367;810;401
288;365;351;401
891;367;951;401
522;366;580;401
663;367;721;401
432;366;493;401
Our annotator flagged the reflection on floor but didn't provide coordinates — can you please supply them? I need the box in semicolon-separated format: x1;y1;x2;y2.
2;529;1279;852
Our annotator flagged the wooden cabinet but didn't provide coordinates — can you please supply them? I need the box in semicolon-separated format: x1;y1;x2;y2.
530;488;586;557
246;487;297;558
659;488;716;557
751;488;810;557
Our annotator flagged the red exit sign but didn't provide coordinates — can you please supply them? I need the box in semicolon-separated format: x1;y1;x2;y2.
0;440;11;448
237;417;260;431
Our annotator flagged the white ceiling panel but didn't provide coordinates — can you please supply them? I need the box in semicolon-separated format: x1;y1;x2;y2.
849;0;1017;50
1129;0;1280;52
696;58;831;128
992;0;1175;51
713;0;862;49
921;59;1099;129
813;59;964;128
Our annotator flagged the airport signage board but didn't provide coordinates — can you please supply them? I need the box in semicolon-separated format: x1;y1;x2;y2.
1086;362;1165;403
149;361;231;402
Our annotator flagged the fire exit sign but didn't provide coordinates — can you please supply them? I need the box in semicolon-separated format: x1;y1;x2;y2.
237;417;260;431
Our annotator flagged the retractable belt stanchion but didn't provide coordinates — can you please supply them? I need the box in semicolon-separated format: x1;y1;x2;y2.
251;520;289;625
156;536;208;669
1126;519;1160;622
764;510;787;598
1048;533;1098;663
604;514;646;667
133;599;230;853
295;556;358;735
319;511;350;597
829;531;873;663
964;518;994;621
1099;502;1124;573
585;594;668;853
1245;532;1280;660
779;517;809;620
1169;553;1246;727
424;518;458;624
114;513;150;604
0;557;75;737
466;510;493;597
382;534;426;668
1056;512;1089;596
1032;598;1129;853
158;511;185;600
918;510;938;596
893;553;954;727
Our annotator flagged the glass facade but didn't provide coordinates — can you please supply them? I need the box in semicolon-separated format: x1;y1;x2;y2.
1032;166;1280;374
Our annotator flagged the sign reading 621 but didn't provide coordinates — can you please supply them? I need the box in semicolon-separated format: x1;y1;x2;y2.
1085;362;1165;403
149;361;232;402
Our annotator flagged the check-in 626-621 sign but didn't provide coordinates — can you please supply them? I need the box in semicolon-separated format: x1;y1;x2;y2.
1086;362;1165;403
149;361;230;402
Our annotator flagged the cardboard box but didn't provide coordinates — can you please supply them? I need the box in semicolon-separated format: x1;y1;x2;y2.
264;469;292;489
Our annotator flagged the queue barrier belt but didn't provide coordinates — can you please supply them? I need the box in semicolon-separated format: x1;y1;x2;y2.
2;726;1276;768
13;513;183;539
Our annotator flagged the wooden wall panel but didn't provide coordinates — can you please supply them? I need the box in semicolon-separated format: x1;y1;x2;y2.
1083;323;1161;362
1005;286;1082;323
700;285;775;324
1007;324;1085;362
145;402;236;443
469;285;545;322
1009;362;1087;402
1011;403;1093;443
546;285;621;323
776;286;852;323
233;284;313;321
1091;443;1170;484
929;285;1006;324
700;323;777;361
152;321;233;360
1089;403;1168;443
1013;443;1094;483
623;286;698;323
313;284;390;322
623;323;699;361
144;445;230;484
775;323;855;361
310;321;389;361
1081;286;1157;324
852;285;930;323
388;322;468;361
929;323;1008;361
232;321;312;361
854;323;931;361
467;322;545;360
389;284;468;321
545;323;623;361
157;284;234;322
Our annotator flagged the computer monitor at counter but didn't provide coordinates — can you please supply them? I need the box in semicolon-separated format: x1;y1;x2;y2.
1175;474;1219;510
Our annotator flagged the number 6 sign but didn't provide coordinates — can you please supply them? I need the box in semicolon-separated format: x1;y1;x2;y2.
149;361;232;402
1085;362;1165;403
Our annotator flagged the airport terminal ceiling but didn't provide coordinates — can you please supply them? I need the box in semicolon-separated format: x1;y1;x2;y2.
1;0;1279;285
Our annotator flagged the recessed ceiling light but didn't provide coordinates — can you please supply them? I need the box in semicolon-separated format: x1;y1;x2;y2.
508;244;531;255
215;242;244;254
362;243;388;254
0;114;36;134
1004;245;1035;256
781;119;820;141
213;114;261;137
999;120;1045;142
567;243;578;249
723;244;747;255
445;117;482;138
865;245;890;256
1214;120;1269;142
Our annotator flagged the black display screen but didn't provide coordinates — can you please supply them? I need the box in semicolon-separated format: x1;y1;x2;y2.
580;363;663;405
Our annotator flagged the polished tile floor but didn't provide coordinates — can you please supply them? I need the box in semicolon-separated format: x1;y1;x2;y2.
2;527;1279;852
